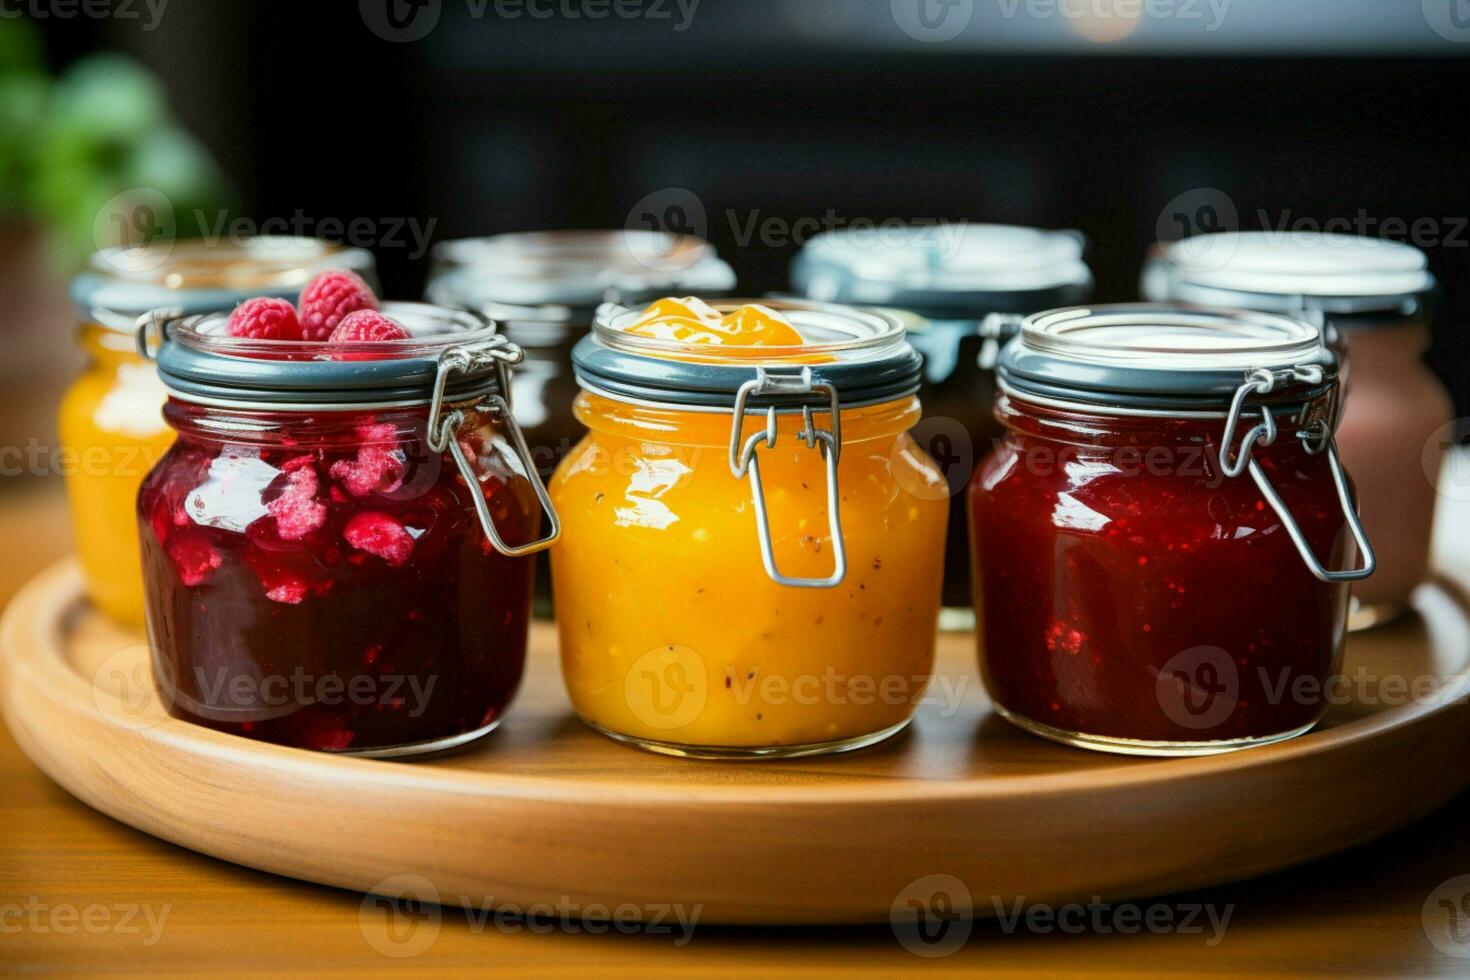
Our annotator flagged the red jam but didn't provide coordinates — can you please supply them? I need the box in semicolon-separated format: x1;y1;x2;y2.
138;403;538;753
969;396;1353;747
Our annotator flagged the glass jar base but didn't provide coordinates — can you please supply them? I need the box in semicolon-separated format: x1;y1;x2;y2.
584;718;912;760
336;719;504;760
993;704;1317;758
1349;596;1414;633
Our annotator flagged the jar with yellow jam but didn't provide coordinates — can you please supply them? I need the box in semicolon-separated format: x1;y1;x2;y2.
550;297;949;758
61;237;375;626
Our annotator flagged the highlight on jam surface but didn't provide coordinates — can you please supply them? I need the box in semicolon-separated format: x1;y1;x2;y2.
2;6;1468;975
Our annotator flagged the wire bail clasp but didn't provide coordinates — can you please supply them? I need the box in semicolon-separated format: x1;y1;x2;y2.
428;341;562;557
728;367;847;589
1220;366;1375;583
134;307;184;360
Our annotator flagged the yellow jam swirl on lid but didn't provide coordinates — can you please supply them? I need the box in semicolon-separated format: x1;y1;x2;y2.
624;297;806;347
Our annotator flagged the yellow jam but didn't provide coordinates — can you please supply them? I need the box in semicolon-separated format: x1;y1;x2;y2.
625;297;806;347
550;301;949;755
59;323;174;626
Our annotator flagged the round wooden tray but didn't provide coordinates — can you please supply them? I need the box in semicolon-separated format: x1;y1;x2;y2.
4;560;1470;926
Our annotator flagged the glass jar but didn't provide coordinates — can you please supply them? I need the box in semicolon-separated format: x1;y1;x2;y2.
970;305;1373;756
135;303;559;756
62;237;376;627
791;224;1093;627
551;299;948;758
426;230;736;613
1142;232;1448;628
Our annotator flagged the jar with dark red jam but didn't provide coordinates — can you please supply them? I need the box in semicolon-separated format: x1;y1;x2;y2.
426;230;735;613
969;305;1374;756
792;224;1093;628
135;304;559;756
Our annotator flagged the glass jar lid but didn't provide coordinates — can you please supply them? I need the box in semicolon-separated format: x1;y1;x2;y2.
572;298;921;410
791;223;1093;317
72;237;377;331
1143;232;1435;317
427;230;737;312
998;304;1336;412
144;302;510;410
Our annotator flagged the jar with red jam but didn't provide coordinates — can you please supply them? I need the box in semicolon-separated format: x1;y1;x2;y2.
970;305;1374;756
1142;232;1450;629
135;303;559;756
792;224;1093;629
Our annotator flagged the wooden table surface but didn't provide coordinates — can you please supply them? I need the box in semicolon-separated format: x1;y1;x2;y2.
5;477;1470;976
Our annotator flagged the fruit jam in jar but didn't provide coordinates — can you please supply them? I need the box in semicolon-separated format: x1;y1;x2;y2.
552;298;948;759
970;305;1374;756
136;301;559;756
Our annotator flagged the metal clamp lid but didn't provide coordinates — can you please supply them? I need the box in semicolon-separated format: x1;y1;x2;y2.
426;346;561;557
1219;367;1374;583
728;369;846;589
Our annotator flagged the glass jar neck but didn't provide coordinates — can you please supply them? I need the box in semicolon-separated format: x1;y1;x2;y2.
573;391;920;448
162;399;427;448
996;392;1323;453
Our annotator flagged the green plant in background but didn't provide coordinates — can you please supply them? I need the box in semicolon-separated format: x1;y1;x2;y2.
0;19;229;270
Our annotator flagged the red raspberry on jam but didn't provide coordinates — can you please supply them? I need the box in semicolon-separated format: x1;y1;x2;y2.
227;297;303;342
344;511;416;566
330;310;410;344
298;270;379;341
267;463;327;541
166;531;222;586
329;422;406;497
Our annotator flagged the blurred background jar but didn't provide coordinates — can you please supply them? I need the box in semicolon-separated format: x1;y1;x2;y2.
790;224;1093;629
61;237;375;626
1142;231;1450;629
425;229;736;614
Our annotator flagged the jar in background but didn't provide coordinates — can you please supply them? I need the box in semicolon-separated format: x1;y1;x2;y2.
426;230;736;613
971;305;1371;755
1143;232;1449;628
136;303;558;756
552;299;948;758
61;237;376;627
791;224;1093;627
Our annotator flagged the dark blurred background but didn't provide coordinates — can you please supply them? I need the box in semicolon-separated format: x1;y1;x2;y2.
10;0;1470;415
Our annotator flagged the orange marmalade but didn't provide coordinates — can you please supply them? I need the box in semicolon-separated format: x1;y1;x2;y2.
550;298;948;758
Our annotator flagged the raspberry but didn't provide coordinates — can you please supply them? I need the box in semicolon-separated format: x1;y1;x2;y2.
267;464;327;541
299;270;378;341
344;511;415;566
330;423;406;497
227;297;303;341
166;532;222;586
329;309;410;344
